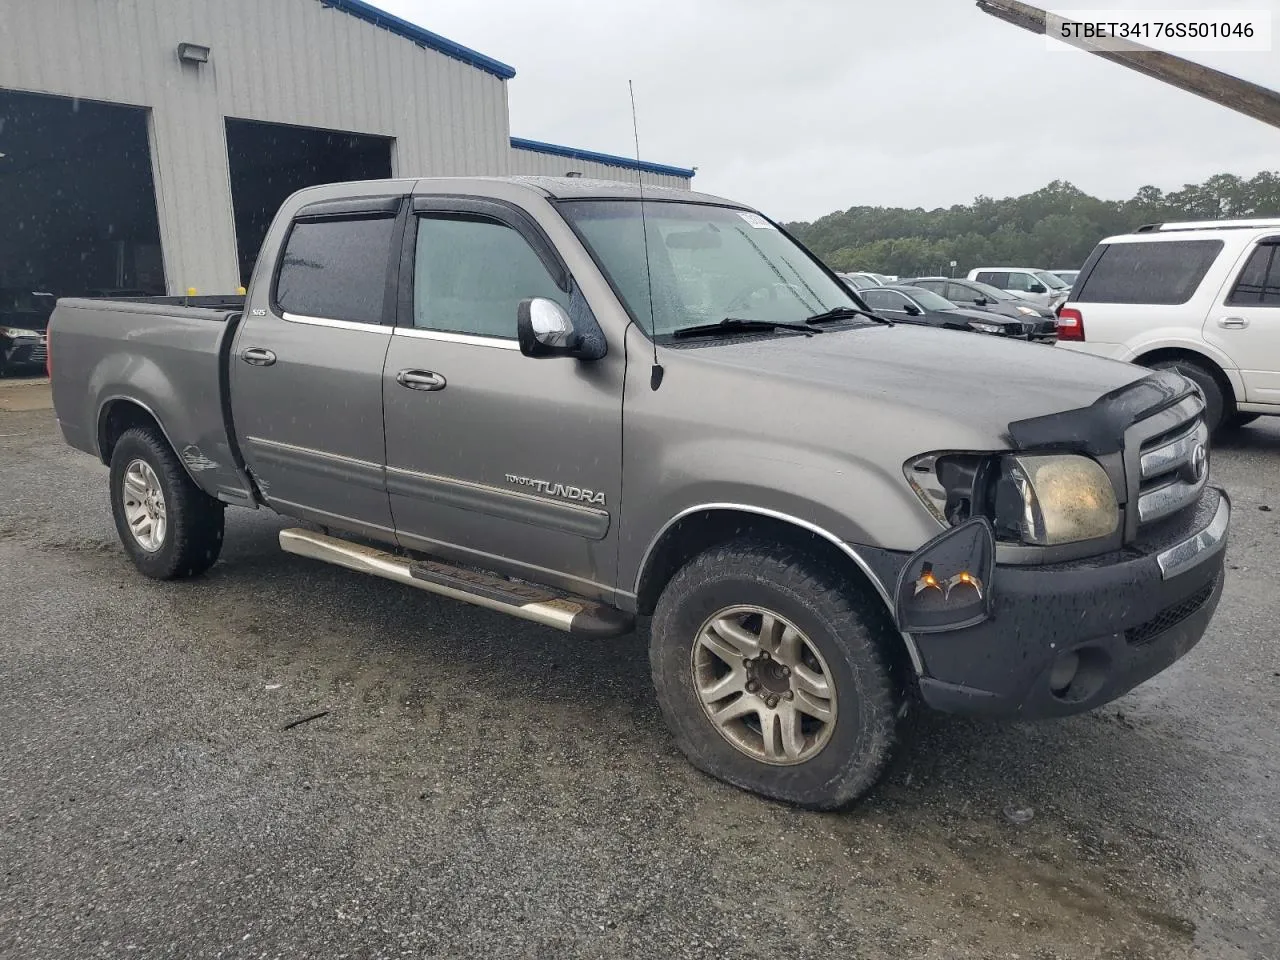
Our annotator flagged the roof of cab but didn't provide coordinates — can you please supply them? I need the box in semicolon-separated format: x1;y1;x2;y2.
493;176;739;206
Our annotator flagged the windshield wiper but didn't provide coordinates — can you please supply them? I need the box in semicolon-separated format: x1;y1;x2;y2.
804;305;894;326
670;317;822;340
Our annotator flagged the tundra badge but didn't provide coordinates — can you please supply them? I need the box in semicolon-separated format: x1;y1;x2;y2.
505;474;606;506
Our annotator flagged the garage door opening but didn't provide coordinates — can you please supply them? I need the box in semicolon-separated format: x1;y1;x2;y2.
225;118;393;286
0;90;165;310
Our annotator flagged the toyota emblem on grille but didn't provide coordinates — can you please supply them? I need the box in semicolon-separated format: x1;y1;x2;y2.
1189;441;1208;482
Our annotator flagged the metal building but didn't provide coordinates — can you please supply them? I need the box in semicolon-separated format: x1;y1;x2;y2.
0;0;694;299
509;138;696;190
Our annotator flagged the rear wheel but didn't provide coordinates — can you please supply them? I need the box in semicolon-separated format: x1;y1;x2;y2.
1149;358;1230;435
109;427;225;579
650;540;901;810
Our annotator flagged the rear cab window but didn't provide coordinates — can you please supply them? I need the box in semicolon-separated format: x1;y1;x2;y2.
1074;239;1224;305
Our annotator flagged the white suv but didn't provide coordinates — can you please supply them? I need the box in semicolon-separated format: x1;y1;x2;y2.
1057;218;1280;433
966;267;1072;309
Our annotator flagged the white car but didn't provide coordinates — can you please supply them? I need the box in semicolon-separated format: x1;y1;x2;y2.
1057;217;1280;433
967;267;1072;310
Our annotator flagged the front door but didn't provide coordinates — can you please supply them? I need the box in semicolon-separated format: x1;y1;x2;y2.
381;199;624;599
231;195;405;535
1206;236;1280;405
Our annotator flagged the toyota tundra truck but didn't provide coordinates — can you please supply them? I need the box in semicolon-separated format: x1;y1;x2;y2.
48;176;1230;809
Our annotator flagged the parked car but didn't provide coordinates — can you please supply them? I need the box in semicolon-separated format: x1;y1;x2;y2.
900;277;1059;322
859;285;1056;341
49;176;1229;810
0;286;54;375
1050;269;1080;287
837;271;883;291
1058;217;1280;433
967;267;1072;310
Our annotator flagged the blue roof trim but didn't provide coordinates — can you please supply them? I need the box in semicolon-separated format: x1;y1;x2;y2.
510;137;695;180
319;0;516;80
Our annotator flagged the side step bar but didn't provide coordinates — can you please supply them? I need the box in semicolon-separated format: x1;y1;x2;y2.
278;528;634;639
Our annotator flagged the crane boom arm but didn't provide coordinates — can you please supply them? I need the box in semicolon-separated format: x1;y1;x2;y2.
976;0;1280;130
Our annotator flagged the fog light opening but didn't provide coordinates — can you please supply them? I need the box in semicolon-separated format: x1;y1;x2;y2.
1048;646;1111;704
1048;652;1080;695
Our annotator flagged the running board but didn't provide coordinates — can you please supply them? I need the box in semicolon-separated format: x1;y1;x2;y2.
278;528;634;639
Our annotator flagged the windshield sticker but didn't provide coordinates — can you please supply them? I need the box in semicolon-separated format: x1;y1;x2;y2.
737;212;776;229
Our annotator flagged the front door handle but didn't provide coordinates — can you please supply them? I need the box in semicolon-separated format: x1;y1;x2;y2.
1218;316;1250;329
241;347;277;366
396;369;447;391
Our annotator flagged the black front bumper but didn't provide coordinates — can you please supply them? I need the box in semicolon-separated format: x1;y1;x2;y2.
906;488;1229;719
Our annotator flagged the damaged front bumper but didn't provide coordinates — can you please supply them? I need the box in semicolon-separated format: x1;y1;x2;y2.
903;487;1229;719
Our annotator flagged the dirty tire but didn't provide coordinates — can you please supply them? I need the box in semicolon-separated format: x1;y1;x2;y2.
650;540;900;810
1150;359;1229;435
109;426;224;580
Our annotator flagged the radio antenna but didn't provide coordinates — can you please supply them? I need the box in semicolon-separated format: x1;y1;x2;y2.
629;80;663;391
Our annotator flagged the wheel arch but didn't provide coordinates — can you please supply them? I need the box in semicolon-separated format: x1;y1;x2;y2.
1130;346;1239;408
633;505;923;675
97;397;184;472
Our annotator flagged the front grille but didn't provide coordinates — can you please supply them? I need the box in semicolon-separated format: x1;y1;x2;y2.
1124;577;1217;646
1134;399;1209;528
29;343;47;364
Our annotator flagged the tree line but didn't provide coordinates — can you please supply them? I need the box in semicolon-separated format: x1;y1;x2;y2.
786;172;1280;277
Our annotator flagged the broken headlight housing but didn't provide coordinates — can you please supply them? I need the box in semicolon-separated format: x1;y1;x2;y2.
907;452;1119;548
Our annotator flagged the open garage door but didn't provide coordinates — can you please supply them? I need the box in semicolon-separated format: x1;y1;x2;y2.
225;119;393;286
0;90;165;313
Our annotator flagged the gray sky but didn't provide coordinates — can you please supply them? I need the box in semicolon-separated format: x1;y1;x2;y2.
380;0;1280;222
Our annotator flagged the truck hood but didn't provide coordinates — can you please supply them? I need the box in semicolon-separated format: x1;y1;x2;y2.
671;322;1145;448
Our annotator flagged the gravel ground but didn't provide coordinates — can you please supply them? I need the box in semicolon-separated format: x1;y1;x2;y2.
1;392;1276;959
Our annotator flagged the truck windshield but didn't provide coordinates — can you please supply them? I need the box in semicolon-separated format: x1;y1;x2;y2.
558;200;858;338
1035;271;1069;290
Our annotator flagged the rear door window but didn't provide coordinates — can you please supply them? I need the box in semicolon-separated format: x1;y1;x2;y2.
862;289;909;311
1074;239;1224;305
275;215;398;324
1226;242;1280;306
977;271;1008;288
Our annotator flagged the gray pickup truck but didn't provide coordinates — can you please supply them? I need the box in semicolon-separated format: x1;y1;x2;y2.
49;176;1230;809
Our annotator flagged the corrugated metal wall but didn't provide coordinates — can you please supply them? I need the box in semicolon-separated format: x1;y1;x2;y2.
0;0;511;293
508;147;692;191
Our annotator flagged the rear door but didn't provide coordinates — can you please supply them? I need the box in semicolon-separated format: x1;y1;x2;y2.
1209;236;1280;404
381;196;624;598
231;194;406;535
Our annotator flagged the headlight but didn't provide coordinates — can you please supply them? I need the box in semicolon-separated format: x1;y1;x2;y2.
968;320;1004;334
1;327;40;338
1015;306;1038;316
994;455;1118;545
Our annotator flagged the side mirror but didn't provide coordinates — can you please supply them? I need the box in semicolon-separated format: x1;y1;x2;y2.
1029;283;1047;294
903;304;923;316
517;297;599;360
974;297;989;306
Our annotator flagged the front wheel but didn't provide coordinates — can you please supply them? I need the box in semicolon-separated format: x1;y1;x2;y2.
649;540;901;810
109;426;225;579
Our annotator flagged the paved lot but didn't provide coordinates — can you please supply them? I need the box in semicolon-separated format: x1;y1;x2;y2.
1;388;1276;959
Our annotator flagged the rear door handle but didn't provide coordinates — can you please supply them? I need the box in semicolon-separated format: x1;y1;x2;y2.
241;347;277;366
1218;316;1250;329
396;369;447;391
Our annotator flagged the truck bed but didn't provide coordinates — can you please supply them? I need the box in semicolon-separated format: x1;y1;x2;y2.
48;296;256;506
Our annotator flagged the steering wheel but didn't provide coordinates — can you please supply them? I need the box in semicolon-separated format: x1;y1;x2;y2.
724;281;798;314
